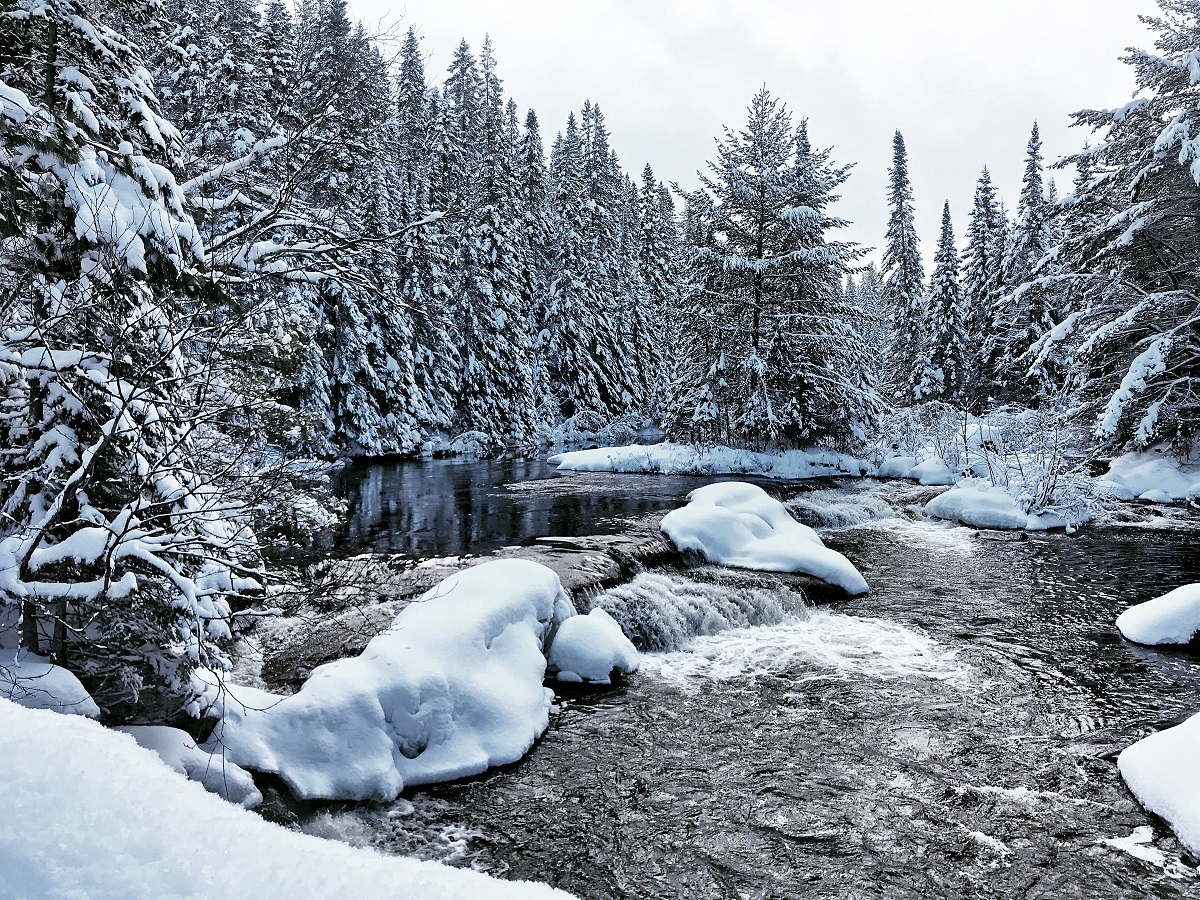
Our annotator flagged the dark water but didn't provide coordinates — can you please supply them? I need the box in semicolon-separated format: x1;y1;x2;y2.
331;456;717;557
314;472;1200;898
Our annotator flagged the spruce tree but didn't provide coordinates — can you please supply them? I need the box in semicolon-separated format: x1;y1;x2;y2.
881;130;929;405
924;203;971;403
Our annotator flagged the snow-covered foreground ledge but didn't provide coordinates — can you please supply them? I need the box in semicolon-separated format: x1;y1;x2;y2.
660;482;868;595
0;698;573;899
1119;712;1200;857
207;559;638;801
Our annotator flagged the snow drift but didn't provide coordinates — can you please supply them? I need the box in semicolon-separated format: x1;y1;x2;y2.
0;698;573;899
660;482;868;595
117;725;262;808
207;559;577;800
1119;711;1200;856
1100;452;1200;502
549;442;868;480
0;649;99;717
1116;584;1200;646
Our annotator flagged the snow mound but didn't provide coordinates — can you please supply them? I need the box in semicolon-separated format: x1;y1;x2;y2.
547;608;639;684
1119;711;1200;855
908;458;957;485
876;455;918;478
117;725;261;808
0;699;573;899
1101;452;1200;501
660;482;868;595
0;649;99;717
208;559;576;800
1116;584;1200;645
925;480;1030;530
549;442;867;480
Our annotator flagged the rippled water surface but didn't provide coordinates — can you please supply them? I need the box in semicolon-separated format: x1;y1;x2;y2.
317;473;1200;899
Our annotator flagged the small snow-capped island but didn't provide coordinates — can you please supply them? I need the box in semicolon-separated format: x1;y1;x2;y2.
4;0;1200;896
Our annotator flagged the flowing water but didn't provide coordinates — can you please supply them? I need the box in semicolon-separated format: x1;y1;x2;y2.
311;467;1200;899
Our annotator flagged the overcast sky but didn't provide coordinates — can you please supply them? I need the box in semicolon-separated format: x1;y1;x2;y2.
350;0;1160;265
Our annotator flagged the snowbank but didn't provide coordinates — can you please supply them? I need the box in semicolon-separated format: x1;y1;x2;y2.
208;559;576;800
550;442;868;480
0;649;99;717
660;482;869;595
925;481;1030;530
1119;711;1200;856
547;608;639;684
907;458;957;485
1116;584;1200;645
0;699;573;899
116;725;261;808
1100;451;1200;502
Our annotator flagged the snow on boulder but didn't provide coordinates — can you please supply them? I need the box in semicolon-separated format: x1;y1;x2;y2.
1116;584;1200;646
1119;711;1200;856
0;649;99;717
549;442;868;480
0;699;574;899
660;482;868;595
208;559;576;801
908;458;957;485
1102;452;1200;501
116;725;261;808
924;480;1030;530
547;608;639;684
876;456;918;478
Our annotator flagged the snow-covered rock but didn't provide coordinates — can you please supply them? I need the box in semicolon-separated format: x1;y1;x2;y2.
660;482;869;595
1116;584;1200;646
0;698;573;899
876;455;918;478
1101;451;1200;502
1119;711;1200;856
0;649;99;717
908;458;957;485
550;442;867;480
116;725;262;808
547;608;639;684
925;480;1029;530
208;559;576;800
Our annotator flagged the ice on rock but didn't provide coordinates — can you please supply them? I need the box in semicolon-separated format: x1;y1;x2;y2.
660;482;869;595
207;559;576;801
116;725;262;808
0;649;99;717
1119;711;1200;855
1116;584;1200;646
0;699;574;899
924;480;1030;530
547;608;639;684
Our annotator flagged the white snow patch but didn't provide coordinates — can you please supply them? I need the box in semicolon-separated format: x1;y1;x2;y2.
207;559;576;800
1119;711;1200;856
550;442;868;480
0;699;573;899
116;725;262;808
1101;451;1200;502
908;458;957;485
1116;584;1200;646
660;482;868;594
925;480;1030;530
547;608;639;684
0;649;99;717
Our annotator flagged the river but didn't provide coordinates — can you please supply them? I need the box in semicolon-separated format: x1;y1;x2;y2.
307;460;1200;899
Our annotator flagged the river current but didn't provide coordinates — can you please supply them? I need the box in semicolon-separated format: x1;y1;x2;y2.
308;461;1200;899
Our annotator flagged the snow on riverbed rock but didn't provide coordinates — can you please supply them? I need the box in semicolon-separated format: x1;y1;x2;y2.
0;649;99;717
1119;711;1200;856
1116;584;1200;646
1101;451;1200;501
876;455;919;478
549;442;868;479
908;458;957;485
0;698;574;899
207;559;577;801
116;725;262;808
924;480;1030;530
547;608;639;684
660;482;869;595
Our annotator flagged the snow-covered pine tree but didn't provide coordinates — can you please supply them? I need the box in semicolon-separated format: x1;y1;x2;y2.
0;0;264;716
924;202;971;403
881;130;930;405
1047;0;1200;451
958;166;1005;405
675;89;876;449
